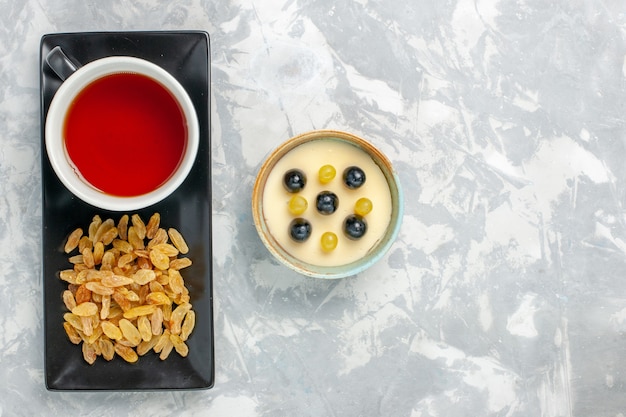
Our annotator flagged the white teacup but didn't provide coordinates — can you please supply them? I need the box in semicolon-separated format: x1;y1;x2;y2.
44;47;199;211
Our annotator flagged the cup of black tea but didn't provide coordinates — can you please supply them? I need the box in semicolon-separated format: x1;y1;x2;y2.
44;47;199;211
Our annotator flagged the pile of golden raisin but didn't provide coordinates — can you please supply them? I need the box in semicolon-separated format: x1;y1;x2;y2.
59;213;195;364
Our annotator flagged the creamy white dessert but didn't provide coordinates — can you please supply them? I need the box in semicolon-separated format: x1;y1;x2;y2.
261;138;392;266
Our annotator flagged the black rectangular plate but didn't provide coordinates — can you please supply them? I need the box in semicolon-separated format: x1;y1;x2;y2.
40;31;214;391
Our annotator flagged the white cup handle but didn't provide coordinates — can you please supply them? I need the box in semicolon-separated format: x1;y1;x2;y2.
45;46;83;81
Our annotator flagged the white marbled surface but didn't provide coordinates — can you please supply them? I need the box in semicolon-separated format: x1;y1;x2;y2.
2;0;626;415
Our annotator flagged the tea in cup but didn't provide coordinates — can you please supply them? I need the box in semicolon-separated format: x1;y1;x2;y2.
44;47;199;211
